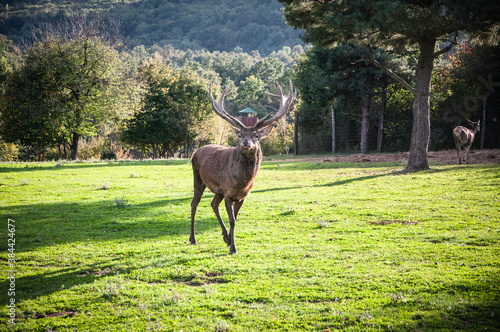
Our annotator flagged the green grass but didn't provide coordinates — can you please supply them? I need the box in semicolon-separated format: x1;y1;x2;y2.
0;159;499;331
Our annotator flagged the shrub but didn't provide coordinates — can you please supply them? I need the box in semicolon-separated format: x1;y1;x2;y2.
0;140;19;161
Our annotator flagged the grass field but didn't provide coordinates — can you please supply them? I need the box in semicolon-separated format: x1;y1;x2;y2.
0;157;499;331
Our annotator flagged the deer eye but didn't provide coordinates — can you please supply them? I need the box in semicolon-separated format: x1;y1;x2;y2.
255;134;259;139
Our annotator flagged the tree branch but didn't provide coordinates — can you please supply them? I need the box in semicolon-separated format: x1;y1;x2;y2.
402;45;418;65
365;45;415;94
434;31;459;57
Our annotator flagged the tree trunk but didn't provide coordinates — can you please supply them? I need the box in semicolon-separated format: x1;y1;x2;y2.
70;132;80;160
37;143;42;162
360;92;372;154
481;97;486;150
331;106;336;154
377;86;386;153
58;143;62;160
294;111;299;156
152;143;158;159
405;39;435;171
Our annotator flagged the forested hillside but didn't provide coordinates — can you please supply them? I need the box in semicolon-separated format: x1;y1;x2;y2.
0;0;304;55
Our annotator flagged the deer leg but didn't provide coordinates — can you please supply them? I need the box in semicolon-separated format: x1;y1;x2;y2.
465;146;470;164
190;179;206;245
211;194;229;245
234;198;245;218
224;196;237;254
455;141;462;165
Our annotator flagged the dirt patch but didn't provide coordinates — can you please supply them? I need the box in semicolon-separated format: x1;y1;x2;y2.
36;311;76;319
368;220;419;226
274;149;500;165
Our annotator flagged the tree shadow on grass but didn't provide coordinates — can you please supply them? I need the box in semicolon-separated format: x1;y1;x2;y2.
382;297;500;331
0;194;227;307
0;195;219;253
0;249;223;307
0;159;190;173
255;164;484;194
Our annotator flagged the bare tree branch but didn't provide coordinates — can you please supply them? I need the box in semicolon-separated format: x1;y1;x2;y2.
434;31;459;57
402;45;418;65
365;45;415;94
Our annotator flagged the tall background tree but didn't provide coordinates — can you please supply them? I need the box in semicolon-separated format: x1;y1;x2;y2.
293;44;410;154
1;14;140;160
279;0;500;170
121;57;213;159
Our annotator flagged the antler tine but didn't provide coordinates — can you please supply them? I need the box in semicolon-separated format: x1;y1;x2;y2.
255;80;297;129
209;81;246;129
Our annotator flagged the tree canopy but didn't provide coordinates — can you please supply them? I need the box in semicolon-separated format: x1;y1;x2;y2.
121;58;213;159
0;15;140;160
280;0;500;170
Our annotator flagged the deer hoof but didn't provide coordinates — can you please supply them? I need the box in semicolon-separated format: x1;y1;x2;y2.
229;245;237;254
189;236;197;245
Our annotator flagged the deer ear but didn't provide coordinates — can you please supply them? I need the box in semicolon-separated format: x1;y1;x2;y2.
232;127;241;136
257;125;273;139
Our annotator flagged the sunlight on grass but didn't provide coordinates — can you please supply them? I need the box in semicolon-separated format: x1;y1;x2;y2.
0;159;499;331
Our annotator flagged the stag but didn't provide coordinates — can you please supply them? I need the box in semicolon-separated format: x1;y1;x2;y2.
453;119;480;165
190;81;297;254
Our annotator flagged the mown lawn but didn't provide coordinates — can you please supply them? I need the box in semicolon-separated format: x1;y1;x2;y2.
0;158;499;331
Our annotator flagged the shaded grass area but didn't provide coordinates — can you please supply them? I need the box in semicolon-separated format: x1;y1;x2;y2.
0;159;499;331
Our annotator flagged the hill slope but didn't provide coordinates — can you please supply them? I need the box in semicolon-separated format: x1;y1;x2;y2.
0;0;304;55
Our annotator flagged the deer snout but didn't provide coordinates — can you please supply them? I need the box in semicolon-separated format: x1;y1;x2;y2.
240;139;256;150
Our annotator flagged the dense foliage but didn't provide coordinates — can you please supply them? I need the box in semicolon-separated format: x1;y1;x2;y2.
293;44;413;154
0;15;140;160
121;58;213;158
0;1;498;161
280;0;500;170
0;0;304;56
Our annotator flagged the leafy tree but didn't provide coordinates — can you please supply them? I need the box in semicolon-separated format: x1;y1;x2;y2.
235;75;265;108
0;34;21;90
250;57;285;84
0;41;65;161
433;43;500;149
0;34;22;161
293;44;405;153
1;15;137;160
280;0;500;170
121;58;212;158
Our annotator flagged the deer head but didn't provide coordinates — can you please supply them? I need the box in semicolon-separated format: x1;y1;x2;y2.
467;119;480;133
208;80;297;154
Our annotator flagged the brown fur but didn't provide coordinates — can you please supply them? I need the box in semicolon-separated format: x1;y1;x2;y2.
453;120;480;165
189;127;271;254
189;81;296;254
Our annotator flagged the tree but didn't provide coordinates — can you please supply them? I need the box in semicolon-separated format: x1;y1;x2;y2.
121;58;212;158
0;35;22;161
30;14;134;160
434;43;500;150
293;44;400;154
279;0;500;170
0;39;65;161
0;34;21;91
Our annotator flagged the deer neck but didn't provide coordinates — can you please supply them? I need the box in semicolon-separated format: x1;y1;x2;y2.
233;146;262;180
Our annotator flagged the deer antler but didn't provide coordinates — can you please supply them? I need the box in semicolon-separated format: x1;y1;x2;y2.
254;80;297;129
209;82;246;129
